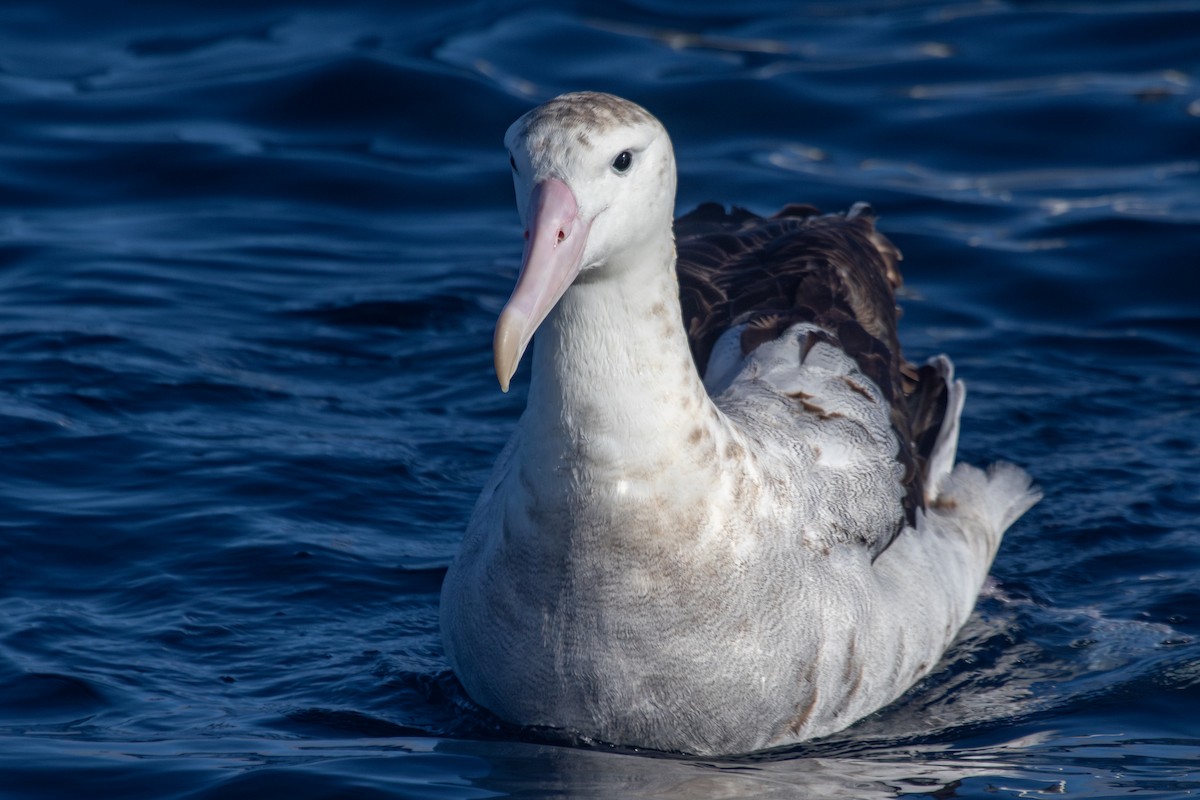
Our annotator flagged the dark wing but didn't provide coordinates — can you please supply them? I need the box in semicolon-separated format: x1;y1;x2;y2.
674;202;947;540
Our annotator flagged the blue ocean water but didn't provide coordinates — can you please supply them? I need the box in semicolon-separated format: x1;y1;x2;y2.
1;0;1198;796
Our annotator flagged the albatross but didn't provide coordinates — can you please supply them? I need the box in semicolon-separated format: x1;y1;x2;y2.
440;91;1040;756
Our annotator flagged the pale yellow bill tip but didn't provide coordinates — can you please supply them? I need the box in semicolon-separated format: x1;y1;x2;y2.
493;308;525;394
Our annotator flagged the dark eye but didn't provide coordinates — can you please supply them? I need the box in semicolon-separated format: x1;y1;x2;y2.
509;154;519;174
611;150;633;173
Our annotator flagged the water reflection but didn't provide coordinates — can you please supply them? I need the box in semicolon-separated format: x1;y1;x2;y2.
434;735;1044;799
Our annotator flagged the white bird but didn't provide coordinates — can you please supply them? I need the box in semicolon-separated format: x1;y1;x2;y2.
440;91;1040;756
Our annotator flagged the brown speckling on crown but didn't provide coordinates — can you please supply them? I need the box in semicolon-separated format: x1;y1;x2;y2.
519;92;657;144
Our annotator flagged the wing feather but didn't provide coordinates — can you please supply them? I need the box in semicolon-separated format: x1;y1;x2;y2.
674;202;947;537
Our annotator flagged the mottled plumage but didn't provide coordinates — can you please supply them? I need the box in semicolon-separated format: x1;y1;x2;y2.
676;201;942;543
440;92;1040;756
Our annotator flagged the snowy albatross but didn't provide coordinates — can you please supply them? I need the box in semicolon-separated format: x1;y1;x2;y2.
440;91;1040;756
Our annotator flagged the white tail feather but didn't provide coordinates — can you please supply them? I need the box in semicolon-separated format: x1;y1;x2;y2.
979;461;1043;534
925;355;965;503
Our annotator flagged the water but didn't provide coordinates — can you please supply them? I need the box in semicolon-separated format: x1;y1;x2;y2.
1;0;1198;796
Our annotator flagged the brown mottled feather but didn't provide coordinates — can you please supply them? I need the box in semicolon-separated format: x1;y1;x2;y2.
674;202;946;542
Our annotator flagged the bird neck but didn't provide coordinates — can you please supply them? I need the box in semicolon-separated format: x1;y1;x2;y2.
521;232;720;477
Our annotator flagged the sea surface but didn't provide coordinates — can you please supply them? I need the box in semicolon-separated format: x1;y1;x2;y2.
1;1;1198;797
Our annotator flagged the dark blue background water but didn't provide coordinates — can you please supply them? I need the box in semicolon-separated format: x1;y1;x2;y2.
2;1;1198;797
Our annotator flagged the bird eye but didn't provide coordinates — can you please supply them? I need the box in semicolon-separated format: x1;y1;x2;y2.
509;154;519;174
611;150;633;173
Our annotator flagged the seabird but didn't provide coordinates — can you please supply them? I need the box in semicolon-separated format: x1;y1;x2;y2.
440;91;1040;756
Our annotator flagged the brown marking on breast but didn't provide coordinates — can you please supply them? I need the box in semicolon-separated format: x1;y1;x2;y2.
930;496;958;511
842;641;865;698
799;399;845;421
842;639;858;681
688;426;705;445
724;440;745;461
787;686;816;734
848;665;865;701
840;375;876;402
784;389;813;400
649;300;668;318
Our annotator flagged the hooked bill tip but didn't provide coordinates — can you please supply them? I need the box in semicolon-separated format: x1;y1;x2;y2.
493;307;525;393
